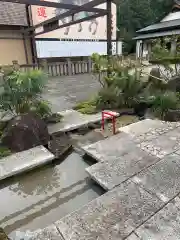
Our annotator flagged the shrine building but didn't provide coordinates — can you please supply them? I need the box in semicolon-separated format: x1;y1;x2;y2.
134;0;180;59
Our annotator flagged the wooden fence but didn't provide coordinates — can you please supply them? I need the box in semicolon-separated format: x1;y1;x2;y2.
19;59;93;77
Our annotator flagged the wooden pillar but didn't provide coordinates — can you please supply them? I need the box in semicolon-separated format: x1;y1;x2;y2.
88;57;92;73
40;58;48;73
171;40;177;55
147;42;152;56
67;58;72;75
106;0;112;56
22;28;29;64
26;5;38;64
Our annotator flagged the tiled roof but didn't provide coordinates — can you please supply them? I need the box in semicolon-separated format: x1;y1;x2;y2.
0;2;27;26
134;29;180;40
136;19;180;34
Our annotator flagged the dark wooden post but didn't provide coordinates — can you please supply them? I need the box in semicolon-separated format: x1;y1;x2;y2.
26;5;38;64
106;0;112;57
88;57;92;73
40;58;48;73
67;58;72;75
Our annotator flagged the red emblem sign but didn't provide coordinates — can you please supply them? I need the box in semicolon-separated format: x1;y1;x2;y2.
37;7;47;18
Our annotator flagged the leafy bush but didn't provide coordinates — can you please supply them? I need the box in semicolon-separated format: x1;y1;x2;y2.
0;65;14;77
31;100;51;119
151;38;171;60
114;69;145;108
96;86;118;109
0;69;47;116
88;53;180;120
151;91;179;119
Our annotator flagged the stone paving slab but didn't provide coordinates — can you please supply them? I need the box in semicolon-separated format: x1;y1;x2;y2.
138;127;180;158
48;110;119;135
55;181;163;240
82;132;138;162
126;233;141;240
0;146;54;181
86;147;159;190
14;224;63;240
135;197;180;239
119;119;180;144
132;153;180;203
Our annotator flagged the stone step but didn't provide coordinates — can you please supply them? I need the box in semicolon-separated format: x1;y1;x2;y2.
132;153;180;203
135;196;180;239
86;146;159;191
55;181;163;240
119;119;180;144
48;109;119;135
12;225;63;240
82;132;138;162
0;146;55;181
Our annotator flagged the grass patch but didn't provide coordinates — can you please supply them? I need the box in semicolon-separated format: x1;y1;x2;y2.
0;146;11;158
73;98;98;115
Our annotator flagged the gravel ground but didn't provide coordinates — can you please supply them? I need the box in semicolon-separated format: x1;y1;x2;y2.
43;74;100;113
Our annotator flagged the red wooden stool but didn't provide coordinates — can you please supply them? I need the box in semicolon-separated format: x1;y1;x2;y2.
101;110;118;135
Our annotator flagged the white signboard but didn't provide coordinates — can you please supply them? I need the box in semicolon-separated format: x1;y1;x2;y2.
31;0;117;57
30;0;116;40
36;40;117;57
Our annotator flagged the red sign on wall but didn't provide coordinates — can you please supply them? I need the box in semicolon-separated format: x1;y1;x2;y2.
37;7;47;18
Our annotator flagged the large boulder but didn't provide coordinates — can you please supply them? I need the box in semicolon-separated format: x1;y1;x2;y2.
2;113;50;152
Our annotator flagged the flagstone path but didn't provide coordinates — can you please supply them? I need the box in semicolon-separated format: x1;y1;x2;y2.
23;119;180;239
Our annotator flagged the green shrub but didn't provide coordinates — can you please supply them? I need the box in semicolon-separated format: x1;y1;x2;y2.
151;91;179;119
31;100;51;119
96;86;118;109
0;69;47;116
113;68;145;108
0;65;14;77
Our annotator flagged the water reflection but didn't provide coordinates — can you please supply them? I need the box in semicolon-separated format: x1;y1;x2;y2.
9;165;61;197
0;152;104;234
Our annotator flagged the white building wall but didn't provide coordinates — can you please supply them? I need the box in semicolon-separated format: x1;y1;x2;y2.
36;41;122;58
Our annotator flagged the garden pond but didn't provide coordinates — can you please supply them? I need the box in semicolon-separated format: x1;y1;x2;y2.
0;151;105;237
0;113;140;239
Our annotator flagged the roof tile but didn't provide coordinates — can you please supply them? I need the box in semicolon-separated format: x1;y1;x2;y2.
0;2;27;26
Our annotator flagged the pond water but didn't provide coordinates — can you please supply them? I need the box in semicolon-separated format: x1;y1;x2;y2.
0;151;105;236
